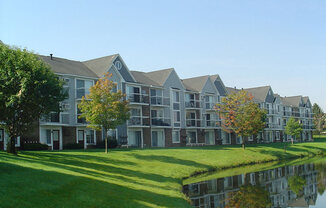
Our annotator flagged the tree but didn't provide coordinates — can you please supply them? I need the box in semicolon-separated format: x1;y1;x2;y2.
78;73;130;153
226;184;271;208
215;90;266;149
285;117;303;144
288;176;306;196
312;103;325;134
0;43;67;154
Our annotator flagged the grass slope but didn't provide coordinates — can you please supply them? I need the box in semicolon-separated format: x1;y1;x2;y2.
1;139;326;208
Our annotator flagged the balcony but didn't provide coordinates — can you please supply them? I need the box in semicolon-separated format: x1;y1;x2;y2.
205;120;221;128
302;125;313;130
283;111;292;117
186;119;201;127
127;93;149;105
128;116;150;127
204;102;216;111
265;123;281;129
292;112;300;117
151;118;171;127
185;101;200;109
41;112;60;123
150;96;170;106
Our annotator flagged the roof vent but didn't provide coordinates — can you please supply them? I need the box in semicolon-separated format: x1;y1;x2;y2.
50;54;53;60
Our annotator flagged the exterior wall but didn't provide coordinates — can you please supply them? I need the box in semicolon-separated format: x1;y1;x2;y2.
62;126;76;147
143;128;151;148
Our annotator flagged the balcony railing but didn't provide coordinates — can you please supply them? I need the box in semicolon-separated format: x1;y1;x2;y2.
186;118;201;127
302;125;313;130
292;112;300;117
265;123;281;129
126;93;149;104
283;111;292;116
205;102;216;111
185;101;201;109
41;112;60;123
151;118;171;126
205;120;221;128
128;116;150;126
150;96;170;106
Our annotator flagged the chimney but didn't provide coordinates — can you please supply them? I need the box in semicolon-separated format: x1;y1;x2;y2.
50;54;53;60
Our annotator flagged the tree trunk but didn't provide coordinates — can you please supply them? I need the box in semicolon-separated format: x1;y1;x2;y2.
291;137;294;145
104;128;108;154
7;137;16;155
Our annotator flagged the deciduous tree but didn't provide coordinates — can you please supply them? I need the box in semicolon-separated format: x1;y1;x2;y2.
285;117;303;144
0;43;67;154
312;103;325;134
78;73;130;153
215;90;266;149
226;184;271;208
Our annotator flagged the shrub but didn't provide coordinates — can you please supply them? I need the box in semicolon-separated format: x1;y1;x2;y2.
96;139;118;149
63;142;84;150
22;143;49;151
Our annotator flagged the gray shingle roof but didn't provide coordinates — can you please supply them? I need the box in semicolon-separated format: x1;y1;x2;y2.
144;68;174;86
302;96;309;104
130;71;160;86
83;54;119;77
244;86;271;102
226;87;241;94
182;75;210;92
281;96;302;107
39;55;98;78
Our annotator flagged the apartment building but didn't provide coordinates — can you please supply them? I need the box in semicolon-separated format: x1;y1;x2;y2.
0;53;314;150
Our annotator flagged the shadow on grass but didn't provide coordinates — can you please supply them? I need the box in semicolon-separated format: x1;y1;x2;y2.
0;162;187;208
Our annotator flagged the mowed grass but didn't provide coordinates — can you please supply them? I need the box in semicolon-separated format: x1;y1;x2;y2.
1;139;326;208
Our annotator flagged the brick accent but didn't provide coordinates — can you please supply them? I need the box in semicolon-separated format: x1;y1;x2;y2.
143;128;151;148
180;128;187;146
62;126;76;147
197;129;205;143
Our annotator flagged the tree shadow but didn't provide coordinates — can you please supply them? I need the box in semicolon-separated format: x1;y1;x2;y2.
0;162;188;208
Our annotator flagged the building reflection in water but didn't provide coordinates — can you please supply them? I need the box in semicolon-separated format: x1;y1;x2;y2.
183;163;323;208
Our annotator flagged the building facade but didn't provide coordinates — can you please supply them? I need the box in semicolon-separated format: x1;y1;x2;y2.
0;53;314;150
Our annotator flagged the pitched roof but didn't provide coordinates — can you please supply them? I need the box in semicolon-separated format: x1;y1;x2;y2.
83;54;119;77
130;71;160;86
244;86;271;102
302;96;309;104
281;96;302;107
39;55;98;78
182;75;210;92
226;87;241;94
144;68;174;86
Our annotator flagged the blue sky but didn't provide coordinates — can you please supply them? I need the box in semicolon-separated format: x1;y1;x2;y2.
1;0;325;110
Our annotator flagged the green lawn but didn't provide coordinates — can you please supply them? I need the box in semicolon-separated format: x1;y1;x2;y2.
1;140;326;208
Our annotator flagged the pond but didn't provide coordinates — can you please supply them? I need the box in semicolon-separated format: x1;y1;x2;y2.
183;157;326;208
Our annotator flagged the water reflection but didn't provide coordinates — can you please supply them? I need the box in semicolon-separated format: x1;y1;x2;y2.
182;161;326;208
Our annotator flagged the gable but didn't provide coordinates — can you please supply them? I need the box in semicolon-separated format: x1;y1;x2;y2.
163;69;184;90
107;66;123;83
202;79;218;94
265;88;275;103
113;57;136;83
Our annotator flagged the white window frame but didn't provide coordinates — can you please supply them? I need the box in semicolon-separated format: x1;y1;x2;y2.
172;89;181;127
172;129;180;143
151;129;165;147
75;78;94;99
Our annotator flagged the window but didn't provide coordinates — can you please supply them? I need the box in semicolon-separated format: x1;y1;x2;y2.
172;90;181;127
78;130;84;142
150;89;163;105
77;104;86;124
115;61;122;70
186;112;196;127
61;77;70;98
0;129;3;141
129;108;142;125
172;130;180;143
151;109;167;126
86;130;95;144
108;129;117;140
128;130;141;147
205;95;214;109
76;79;93;99
221;131;230;144
152;130;164;147
186;131;197;144
205;131;215;145
46;129;51;144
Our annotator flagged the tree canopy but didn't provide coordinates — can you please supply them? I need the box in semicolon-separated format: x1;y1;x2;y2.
0;43;67;153
285;117;303;143
215;90;266;149
312;103;325;134
78;73;130;153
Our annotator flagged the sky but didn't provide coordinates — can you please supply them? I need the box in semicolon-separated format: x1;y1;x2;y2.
1;0;325;110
